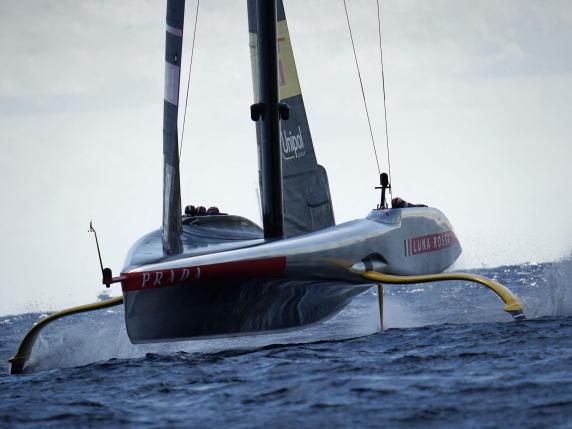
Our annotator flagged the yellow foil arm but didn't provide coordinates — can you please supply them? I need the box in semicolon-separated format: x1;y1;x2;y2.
9;297;123;375
362;271;525;325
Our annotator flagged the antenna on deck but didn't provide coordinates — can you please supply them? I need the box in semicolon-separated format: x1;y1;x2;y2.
89;221;113;288
375;172;391;209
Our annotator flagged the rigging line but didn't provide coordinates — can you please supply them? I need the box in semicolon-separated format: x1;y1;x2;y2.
179;0;200;161
376;0;393;199
343;0;381;176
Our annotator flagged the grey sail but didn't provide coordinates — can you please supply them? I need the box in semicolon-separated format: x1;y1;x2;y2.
162;0;186;254
248;0;336;238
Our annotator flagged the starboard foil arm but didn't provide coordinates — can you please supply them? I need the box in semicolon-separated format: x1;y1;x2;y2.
9;297;123;375
361;270;525;321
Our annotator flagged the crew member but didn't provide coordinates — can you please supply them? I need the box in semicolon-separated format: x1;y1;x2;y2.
392;197;427;208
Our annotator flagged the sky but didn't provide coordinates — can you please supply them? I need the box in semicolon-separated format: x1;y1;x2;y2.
0;0;571;315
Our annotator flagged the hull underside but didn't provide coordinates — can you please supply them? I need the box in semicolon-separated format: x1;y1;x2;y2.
124;278;369;343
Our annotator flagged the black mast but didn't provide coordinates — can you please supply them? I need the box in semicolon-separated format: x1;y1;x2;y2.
254;0;284;239
162;0;185;254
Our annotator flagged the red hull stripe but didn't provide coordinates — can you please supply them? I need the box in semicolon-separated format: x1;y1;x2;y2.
121;257;287;292
408;231;458;257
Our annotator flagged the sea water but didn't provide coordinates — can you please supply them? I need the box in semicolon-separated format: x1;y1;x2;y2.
1;261;571;428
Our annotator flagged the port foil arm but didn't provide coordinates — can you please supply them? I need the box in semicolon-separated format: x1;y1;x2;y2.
9;297;123;375
362;271;525;321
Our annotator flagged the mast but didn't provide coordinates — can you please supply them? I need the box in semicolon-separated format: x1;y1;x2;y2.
255;0;284;240
162;0;185;254
248;0;335;238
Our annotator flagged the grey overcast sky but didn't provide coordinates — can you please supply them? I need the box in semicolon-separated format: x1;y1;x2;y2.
1;0;571;315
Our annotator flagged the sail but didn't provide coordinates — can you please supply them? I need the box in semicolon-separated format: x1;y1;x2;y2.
248;0;335;238
162;0;185;254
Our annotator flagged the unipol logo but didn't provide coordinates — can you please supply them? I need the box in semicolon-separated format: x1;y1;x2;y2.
281;126;306;160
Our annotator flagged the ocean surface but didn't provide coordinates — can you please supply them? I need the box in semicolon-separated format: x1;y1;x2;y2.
1;260;572;428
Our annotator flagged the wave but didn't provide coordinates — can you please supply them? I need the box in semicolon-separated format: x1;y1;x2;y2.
6;260;572;373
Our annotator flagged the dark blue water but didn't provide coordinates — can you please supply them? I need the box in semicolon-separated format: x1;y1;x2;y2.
1;261;572;428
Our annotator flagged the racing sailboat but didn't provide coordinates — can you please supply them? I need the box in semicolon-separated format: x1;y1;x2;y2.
9;0;524;374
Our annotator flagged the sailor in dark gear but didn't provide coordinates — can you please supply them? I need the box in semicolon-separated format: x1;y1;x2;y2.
184;204;227;216
392;197;428;208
